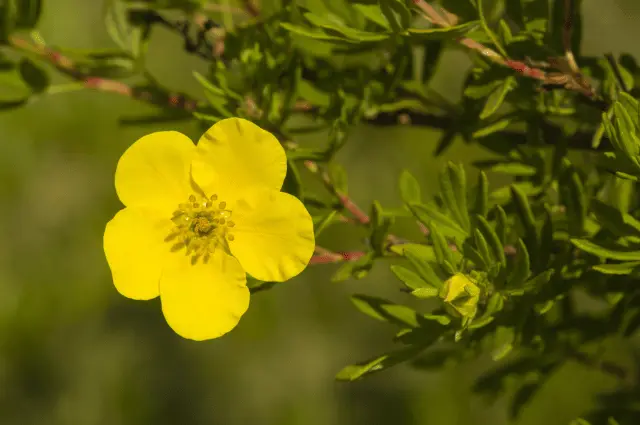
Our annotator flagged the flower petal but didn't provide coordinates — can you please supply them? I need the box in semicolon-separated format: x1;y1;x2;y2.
104;208;173;300
229;189;315;282
116;131;196;214
160;250;249;341
192;118;286;195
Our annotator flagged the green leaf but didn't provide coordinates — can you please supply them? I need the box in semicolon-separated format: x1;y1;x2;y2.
538;207;553;269
1;0;17;42
353;3;391;29
406;21;479;41
302;13;390;42
369;200;393;255
473;117;513;138
15;0;42;29
508;239;530;288
592;261;640;275
351;294;450;327
280;23;360;44
409;202;468;242
313;210;338;237
429;222;456;274
439;162;470;232
402;244;443;288
505;0;524;29
495;205;508;245
18;58;48;93
473;171;489;217
476;215;506;266
474;228;494;270
411;286;440;299
390;265;429;290
332;252;375;282
328;162;348;193
571;239;640;261
612;101;640;160
336;345;426;381
399;169;421;204
479;161;537;176
505;269;554;296
492;326;515;360
590;199;640;237
281;160;302;198
559;161;586;236
479;76;515;120
511;185;538;263
379;0;411;32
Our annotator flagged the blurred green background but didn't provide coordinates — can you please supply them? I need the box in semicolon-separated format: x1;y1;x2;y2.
1;1;640;424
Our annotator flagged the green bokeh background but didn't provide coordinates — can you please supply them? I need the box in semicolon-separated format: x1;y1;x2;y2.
1;1;639;424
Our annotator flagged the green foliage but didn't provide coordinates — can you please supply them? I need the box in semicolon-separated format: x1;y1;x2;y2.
2;0;640;423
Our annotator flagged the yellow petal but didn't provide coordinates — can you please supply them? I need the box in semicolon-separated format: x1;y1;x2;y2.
192;118;286;196
104;208;173;300
115;131;196;214
230;189;315;282
160;250;249;341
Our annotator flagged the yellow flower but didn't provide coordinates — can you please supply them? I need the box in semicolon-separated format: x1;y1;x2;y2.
103;118;315;341
440;273;480;319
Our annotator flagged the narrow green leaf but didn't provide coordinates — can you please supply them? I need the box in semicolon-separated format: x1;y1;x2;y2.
313;210;337;237
370;201;393;255
560;161;586;236
399;169;421;204
508;239;530;288
406;21;479;41
379;0;411;32
439;162;470;232
473;171;489;217
353;3;391;29
571;239;640;261
591;199;640;237
479;76;515;119
429;222;455;270
612;101;640;160
402;244;443;288
538;207;553;269
390;265;429;290
474;228;494;268
478;0;507;57
351;294;449;327
409;202;468;241
476;215;506;266
473;117;513;138
592;261;640;275
336;345;426;381
495;205;508;245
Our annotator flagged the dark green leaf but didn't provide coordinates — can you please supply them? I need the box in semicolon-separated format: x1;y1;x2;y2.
476;215;506;266
379;0;411;32
571;239;640;261
281;160;303;198
508;239;530;288
370;200;393;255
353;3;391;29
351;294;450;327
429;222;456;274
18;58;48;93
592;261;640;275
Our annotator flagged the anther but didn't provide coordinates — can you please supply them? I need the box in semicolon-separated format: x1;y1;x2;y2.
218;201;226;209
227;220;235;227
189;195;196;202
227;234;235;241
210;194;218;201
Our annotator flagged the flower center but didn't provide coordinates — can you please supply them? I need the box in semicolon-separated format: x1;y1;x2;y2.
166;193;235;265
